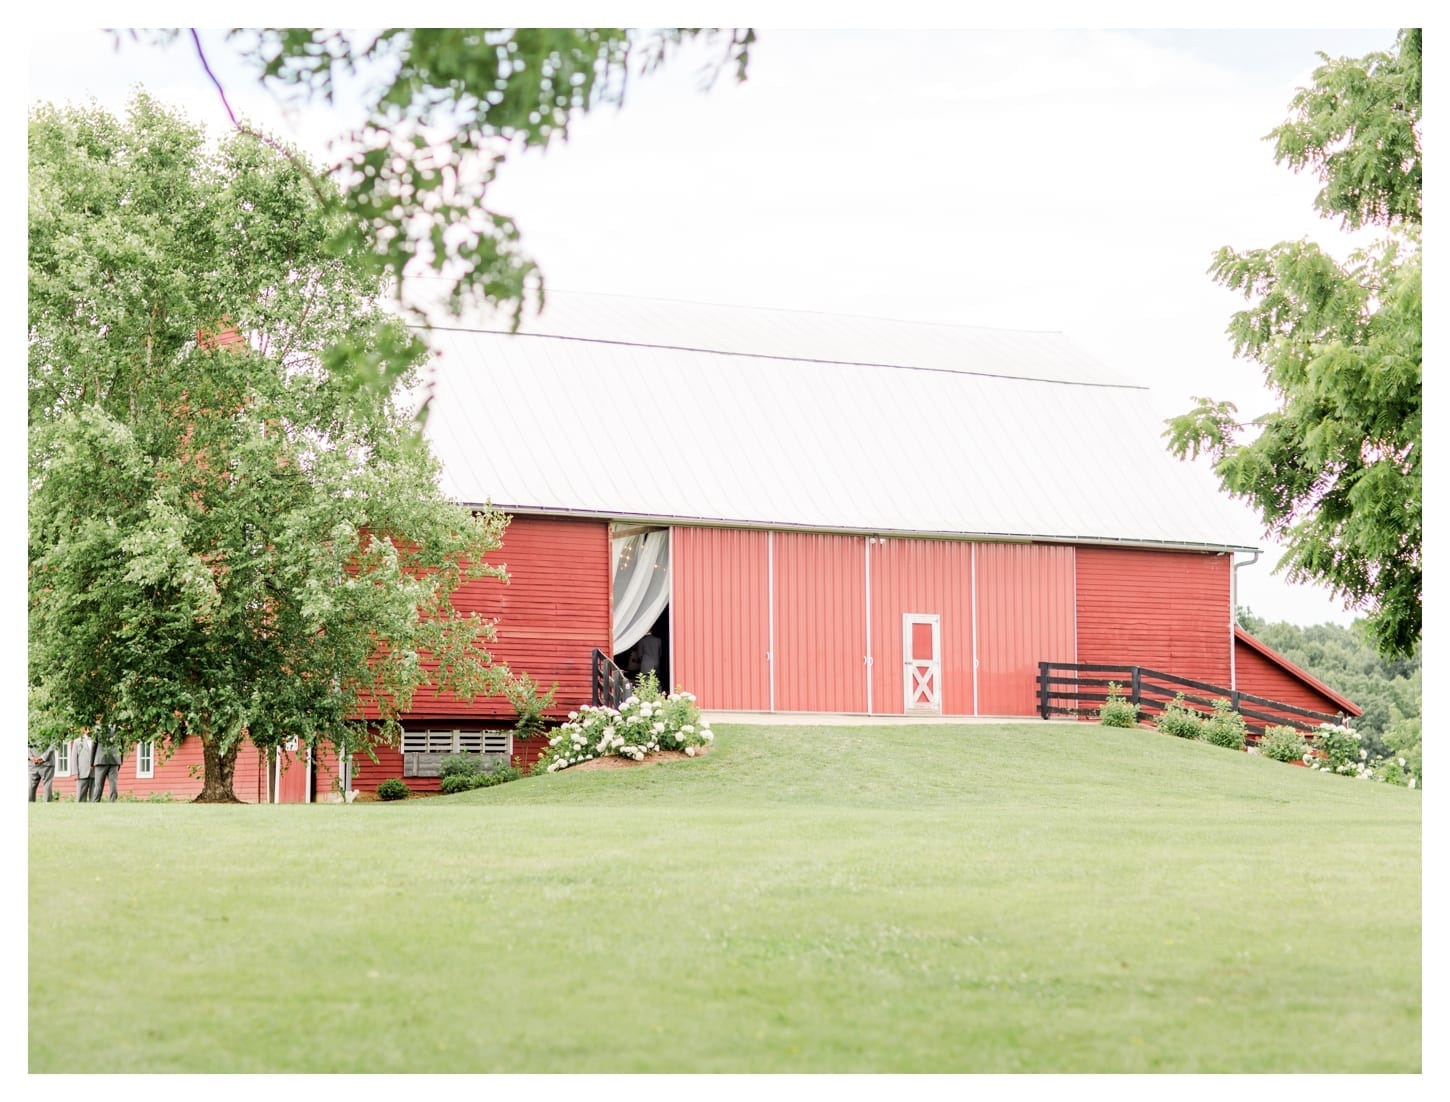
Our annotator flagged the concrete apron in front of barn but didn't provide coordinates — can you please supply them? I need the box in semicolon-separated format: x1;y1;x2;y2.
703;711;1082;727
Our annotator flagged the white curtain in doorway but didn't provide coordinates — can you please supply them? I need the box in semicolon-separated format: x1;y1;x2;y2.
612;531;670;654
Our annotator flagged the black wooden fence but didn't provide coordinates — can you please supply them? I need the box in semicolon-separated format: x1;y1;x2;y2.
1037;661;1348;737
591;648;632;710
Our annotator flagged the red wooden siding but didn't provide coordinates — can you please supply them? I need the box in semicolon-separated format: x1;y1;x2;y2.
976;543;1076;716
352;745;405;794
773;532;868;712
110;738;270;803
373;514;611;723
1234;627;1360;719
1075;547;1232;687
313;745;344;803
868;537;975;715
672;526;771;710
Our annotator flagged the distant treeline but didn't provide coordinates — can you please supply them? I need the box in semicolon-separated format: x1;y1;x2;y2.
1239;609;1422;777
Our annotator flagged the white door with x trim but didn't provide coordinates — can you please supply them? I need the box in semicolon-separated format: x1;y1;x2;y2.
902;614;942;713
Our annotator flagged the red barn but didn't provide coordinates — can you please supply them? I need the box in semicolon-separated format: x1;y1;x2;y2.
105;292;1358;801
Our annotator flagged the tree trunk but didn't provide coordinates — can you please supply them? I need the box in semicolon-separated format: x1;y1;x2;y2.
195;732;243;803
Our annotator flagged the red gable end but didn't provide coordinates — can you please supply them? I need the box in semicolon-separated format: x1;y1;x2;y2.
1234;626;1361;719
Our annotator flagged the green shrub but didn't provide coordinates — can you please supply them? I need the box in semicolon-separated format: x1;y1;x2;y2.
505;673;559;737
1156;695;1205;739
474;763;524;787
439;760;524;795
1202;699;1248;750
1259;724;1309;763
1097;682;1139;728
376;778;410;801
439;754;484;779
632;669;663;701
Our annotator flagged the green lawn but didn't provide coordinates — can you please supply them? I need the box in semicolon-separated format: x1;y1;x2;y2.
28;721;1421;1073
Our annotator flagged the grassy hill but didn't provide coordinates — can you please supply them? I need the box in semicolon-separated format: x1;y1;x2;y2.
28;720;1421;1073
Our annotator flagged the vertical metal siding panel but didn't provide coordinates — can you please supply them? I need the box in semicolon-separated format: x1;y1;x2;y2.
672;527;770;709
864;539;873;714
1075;548;1232;686
976;543;1076;716
774;532;867;711
868;538;975;715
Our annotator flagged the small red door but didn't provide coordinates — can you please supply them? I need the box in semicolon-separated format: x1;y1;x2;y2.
275;738;311;804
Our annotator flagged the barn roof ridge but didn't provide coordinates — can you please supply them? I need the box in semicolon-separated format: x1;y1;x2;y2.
404;284;1138;388
420;323;1152;392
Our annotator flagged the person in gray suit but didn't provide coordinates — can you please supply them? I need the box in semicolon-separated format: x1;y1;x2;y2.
72;732;96;803
27;737;56;802
91;727;122;802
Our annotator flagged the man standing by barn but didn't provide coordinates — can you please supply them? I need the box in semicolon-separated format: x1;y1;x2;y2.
91;726;122;802
636;627;662;680
72;730;95;803
27;736;56;802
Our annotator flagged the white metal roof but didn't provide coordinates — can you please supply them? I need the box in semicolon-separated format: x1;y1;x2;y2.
418;291;1257;552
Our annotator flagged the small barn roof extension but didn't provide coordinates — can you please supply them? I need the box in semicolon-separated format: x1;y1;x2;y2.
1233;626;1363;717
419;291;1257;553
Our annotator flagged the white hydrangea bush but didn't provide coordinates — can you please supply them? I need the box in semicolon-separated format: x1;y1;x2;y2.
538;684;713;773
1301;722;1421;788
1309;722;1374;779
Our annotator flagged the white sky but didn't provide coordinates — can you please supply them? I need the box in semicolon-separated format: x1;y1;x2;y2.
17;15;1423;628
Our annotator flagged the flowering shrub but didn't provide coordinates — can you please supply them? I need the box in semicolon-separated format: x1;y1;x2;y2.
1097;682;1140;728
1310;722;1371;778
1156;695;1205;740
1367;755;1419;789
1293;723;1420;787
538;679;713;773
1258;724;1308;763
1201;698;1248;750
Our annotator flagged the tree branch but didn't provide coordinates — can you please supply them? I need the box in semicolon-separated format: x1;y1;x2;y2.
191;29;241;129
191;28;333;211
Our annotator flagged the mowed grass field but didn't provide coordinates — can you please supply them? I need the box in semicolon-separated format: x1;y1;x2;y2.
29;720;1420;1073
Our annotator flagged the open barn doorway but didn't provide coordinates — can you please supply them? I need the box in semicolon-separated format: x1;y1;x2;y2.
614;606;671;692
610;526;671;692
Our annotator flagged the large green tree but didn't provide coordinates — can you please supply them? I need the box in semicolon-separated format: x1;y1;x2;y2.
1168;29;1421;659
29;95;509;801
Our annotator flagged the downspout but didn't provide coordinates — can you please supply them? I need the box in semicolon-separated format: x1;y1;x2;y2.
1231;549;1262;691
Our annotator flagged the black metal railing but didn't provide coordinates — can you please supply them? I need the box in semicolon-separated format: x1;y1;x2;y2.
591;648;632;710
1037;661;1348;737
